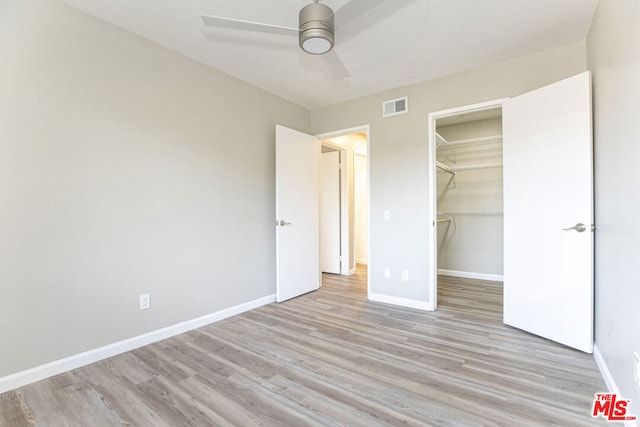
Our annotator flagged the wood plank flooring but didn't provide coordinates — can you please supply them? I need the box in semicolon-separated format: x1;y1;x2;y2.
1;266;606;426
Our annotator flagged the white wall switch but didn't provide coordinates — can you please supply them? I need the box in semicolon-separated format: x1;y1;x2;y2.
384;267;391;278
383;210;391;221
139;293;150;310
402;270;409;281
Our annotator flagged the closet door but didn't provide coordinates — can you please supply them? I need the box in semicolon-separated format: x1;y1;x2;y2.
503;72;593;353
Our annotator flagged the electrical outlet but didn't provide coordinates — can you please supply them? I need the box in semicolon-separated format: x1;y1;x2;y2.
634;352;640;388
139;293;150;310
402;270;409;281
383;210;391;222
384;267;391;278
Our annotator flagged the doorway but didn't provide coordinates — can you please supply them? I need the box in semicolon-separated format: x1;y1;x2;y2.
320;145;342;274
317;126;370;291
426;73;594;353
427;100;506;310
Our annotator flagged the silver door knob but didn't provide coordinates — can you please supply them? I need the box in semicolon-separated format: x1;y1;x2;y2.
562;223;587;232
277;220;292;226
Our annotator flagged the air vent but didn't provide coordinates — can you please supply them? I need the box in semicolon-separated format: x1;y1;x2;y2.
382;96;408;118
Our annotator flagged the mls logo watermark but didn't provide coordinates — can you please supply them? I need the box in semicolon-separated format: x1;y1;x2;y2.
592;393;637;422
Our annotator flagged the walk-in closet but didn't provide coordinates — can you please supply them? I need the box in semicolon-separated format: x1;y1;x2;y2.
436;109;504;287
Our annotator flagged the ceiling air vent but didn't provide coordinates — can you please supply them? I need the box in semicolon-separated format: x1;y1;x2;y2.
382;96;408;118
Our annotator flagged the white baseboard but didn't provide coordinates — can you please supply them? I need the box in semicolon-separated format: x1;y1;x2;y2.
0;294;276;394
594;344;619;394
356;259;368;265
593;344;638;427
438;269;503;282
368;292;433;311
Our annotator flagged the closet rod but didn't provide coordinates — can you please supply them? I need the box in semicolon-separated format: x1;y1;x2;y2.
436;161;454;174
437;215;457;231
438;211;503;216
451;162;503;172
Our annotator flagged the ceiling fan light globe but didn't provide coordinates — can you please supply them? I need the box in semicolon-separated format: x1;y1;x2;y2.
301;33;333;54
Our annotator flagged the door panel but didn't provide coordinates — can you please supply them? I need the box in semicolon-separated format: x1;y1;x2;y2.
320;151;341;274
503;72;593;353
275;125;321;302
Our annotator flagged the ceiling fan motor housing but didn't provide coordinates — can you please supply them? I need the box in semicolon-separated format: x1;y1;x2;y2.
299;2;335;54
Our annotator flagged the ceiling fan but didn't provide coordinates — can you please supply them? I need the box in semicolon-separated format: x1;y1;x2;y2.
201;0;391;79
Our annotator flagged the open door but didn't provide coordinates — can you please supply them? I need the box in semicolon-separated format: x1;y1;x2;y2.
503;72;593;353
275;125;321;302
320;150;341;274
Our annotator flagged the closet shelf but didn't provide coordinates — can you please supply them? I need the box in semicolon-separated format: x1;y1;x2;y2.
437;134;503;147
435;132;449;147
437;160;503;174
450;162;503;172
436;132;457;164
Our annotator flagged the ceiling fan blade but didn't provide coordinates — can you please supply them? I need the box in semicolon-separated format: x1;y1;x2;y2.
332;0;416;41
201;14;299;37
332;0;388;27
322;50;350;80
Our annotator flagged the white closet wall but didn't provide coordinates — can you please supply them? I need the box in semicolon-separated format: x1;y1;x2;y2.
437;117;503;278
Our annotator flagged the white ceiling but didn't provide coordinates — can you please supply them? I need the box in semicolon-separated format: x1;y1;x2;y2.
58;0;598;110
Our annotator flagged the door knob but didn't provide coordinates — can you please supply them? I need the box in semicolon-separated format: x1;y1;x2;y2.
562;223;587;232
277;220;292;226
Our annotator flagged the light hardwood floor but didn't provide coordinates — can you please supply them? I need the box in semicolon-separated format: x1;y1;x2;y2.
1;266;606;426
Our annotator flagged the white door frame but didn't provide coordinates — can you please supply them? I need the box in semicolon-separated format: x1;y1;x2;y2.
320;140;349;275
316;125;370;281
427;100;507;310
320;145;343;274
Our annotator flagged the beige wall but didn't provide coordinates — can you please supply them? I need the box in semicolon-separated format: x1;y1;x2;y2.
0;0;309;377
588;0;640;404
311;41;588;303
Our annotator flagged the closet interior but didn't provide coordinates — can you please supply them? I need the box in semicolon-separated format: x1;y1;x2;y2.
436;109;504;283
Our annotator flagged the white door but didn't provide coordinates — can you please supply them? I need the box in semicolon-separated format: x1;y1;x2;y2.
503;72;593;353
276;125;321;302
320;151;341;274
